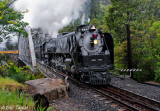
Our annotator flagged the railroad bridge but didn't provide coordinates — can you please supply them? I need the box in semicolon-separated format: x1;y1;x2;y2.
0;28;55;78
0;28;67;79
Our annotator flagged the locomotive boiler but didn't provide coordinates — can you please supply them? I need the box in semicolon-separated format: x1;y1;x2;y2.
34;25;114;85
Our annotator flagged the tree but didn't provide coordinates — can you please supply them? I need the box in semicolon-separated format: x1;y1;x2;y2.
0;0;16;18
58;19;81;33
90;0;110;25
90;0;101;19
105;0;150;77
5;38;18;50
0;0;28;42
150;0;160;19
89;18;100;27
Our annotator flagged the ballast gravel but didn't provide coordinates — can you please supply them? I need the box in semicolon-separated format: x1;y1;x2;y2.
110;76;160;102
53;81;116;111
53;77;160;111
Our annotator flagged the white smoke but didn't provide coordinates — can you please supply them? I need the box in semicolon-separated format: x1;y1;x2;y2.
81;0;91;24
81;14;86;25
14;0;90;36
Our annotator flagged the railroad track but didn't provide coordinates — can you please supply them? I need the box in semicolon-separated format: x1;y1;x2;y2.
37;60;160;111
98;86;160;111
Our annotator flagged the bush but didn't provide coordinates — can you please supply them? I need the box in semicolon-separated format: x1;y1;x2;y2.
0;63;6;77
7;63;27;83
0;54;11;61
26;73;36;81
154;62;160;83
1;59;46;83
34;68;46;79
154;73;160;83
7;63;46;83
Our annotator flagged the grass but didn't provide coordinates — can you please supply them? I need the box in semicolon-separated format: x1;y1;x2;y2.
0;76;33;110
0;77;51;111
0;76;25;92
0;77;34;110
0;88;34;110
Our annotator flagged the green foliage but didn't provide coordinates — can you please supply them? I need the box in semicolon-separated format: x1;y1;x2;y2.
90;0;100;19
7;63;27;83
150;0;160;18
33;68;46;79
0;0;28;42
0;63;3;76
154;61;160;83
47;106;55;111
0;54;12;77
149;20;160;82
26;73;36;81
155;70;160;83
114;41;127;70
150;20;160;37
89;18;100;27
103;0;160;82
0;63;8;77
35;100;48;111
58;20;81;33
127;19;160;82
105;0;150;42
7;63;45;83
0;53;11;61
89;0;111;32
0;53;45;82
90;0;108;22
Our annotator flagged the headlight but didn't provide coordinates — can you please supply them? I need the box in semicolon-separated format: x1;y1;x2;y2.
94;40;98;45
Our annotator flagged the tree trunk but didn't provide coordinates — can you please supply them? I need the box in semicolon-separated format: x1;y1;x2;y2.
126;10;132;77
127;24;132;77
94;12;97;18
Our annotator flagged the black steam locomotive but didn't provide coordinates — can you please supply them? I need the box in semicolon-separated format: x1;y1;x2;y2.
34;25;114;85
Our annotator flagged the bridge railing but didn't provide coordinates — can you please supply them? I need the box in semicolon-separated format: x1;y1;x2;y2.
0;50;18;54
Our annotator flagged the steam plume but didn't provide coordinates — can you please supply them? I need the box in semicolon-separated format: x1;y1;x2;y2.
14;0;91;36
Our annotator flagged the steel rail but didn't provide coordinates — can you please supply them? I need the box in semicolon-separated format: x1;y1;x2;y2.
102;85;160;111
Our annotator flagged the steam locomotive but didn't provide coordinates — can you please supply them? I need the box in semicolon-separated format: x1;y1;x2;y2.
34;25;114;85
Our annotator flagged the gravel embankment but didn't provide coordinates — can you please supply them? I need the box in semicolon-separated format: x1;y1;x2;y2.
53;77;160;111
53;81;117;111
110;77;160;101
